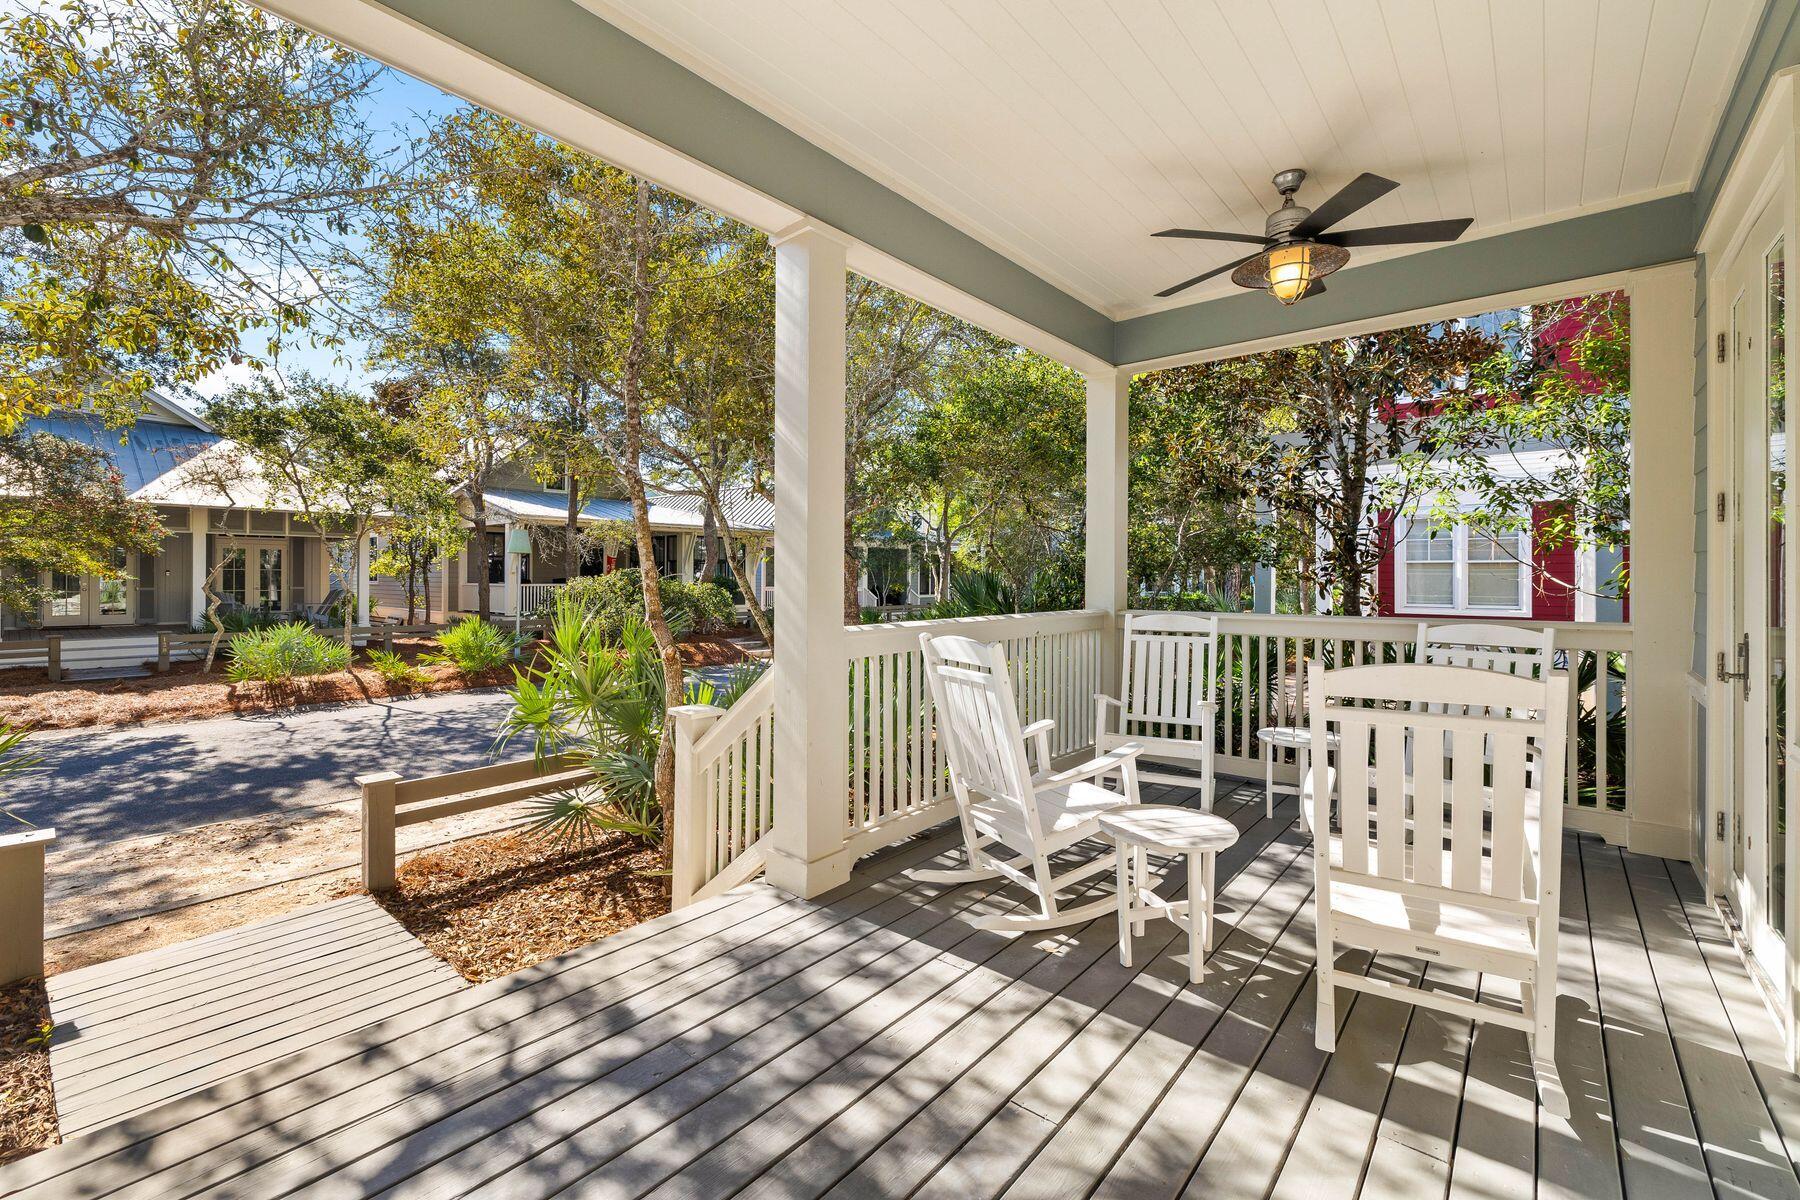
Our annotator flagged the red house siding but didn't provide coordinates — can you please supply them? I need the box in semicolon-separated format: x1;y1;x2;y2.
1372;502;1573;620
1530;501;1576;621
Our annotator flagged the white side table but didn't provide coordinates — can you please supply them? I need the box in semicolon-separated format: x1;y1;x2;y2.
1097;804;1240;984
1257;725;1339;820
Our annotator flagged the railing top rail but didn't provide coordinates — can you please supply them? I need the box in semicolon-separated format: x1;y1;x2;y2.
1162;610;1632;649
690;668;776;758
845;608;1109;654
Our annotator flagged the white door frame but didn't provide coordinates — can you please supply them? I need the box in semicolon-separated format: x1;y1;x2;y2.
39;553;137;627
1700;68;1800;1058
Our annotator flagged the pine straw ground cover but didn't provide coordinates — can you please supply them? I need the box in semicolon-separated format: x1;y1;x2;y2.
362;829;670;983
0;980;57;1166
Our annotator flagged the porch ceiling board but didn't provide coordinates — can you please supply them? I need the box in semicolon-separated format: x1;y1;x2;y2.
583;0;1758;321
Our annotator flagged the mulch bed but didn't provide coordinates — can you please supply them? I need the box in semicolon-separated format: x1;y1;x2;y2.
0;979;57;1167
0;631;756;732
362;829;670;984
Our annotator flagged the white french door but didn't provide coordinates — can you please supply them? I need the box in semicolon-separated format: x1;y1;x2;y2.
39;550;135;627
1724;197;1790;997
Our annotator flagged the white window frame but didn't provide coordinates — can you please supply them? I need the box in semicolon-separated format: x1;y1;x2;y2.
1394;513;1532;617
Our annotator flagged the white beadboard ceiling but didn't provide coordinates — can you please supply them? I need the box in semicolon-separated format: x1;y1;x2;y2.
580;0;1762;319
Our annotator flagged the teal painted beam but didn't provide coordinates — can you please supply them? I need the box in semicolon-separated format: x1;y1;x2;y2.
372;0;1114;361
1695;0;1800;233
1111;193;1696;367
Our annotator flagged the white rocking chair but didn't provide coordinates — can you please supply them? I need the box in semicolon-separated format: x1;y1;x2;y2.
916;632;1145;931
1096;613;1219;808
1308;658;1570;1116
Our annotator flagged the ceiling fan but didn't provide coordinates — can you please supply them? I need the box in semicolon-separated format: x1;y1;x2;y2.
1153;168;1473;304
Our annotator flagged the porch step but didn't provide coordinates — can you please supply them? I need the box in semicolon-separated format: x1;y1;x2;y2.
43;894;464;1137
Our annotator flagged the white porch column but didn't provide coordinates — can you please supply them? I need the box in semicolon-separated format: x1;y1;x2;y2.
353;534;371;626
1085;367;1131;695
1627;263;1699;861
188;506;210;625
764;222;853;899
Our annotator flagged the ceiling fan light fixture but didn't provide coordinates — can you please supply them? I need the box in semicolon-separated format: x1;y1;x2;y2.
1229;240;1348;304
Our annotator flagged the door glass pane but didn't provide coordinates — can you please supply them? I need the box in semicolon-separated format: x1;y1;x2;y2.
1768;237;1787;935
257;549;283;610
96;549;129;617
220;547;247;606
46;571;83;619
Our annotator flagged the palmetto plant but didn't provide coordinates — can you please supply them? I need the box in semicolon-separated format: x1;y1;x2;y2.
499;593;760;850
0;722;42;829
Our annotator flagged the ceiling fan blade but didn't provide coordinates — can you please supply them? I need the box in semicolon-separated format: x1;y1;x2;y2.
1318;217;1474;247
1152;228;1273;246
1293;172;1399;238
1155;252;1259;299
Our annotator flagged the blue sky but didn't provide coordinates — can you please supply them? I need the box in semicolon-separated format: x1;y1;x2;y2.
191;58;467;399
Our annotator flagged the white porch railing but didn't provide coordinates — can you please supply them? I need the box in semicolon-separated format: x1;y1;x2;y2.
670;669;776;908
841;609;1109;857
519;581;565;616
1205;613;1632;842
668;607;1635;906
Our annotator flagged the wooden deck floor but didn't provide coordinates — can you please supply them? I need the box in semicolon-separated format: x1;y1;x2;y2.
7;781;1800;1199
43;894;465;1137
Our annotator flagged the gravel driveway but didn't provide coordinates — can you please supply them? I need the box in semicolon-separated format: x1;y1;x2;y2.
2;689;515;854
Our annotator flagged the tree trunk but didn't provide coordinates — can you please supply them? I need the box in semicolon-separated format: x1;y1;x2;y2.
844;518;862;625
421;548;433;625
564;477;582;582
708;490;771;646
622;179;683;870
469;488;491;620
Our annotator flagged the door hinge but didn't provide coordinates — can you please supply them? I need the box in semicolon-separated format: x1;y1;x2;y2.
1717;811;1728;841
1719;331;1729;362
1717;491;1729;522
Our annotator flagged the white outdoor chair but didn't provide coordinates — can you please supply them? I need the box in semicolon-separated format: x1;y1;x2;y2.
1414;620;1555;682
916;632;1146;931
1308;658;1570;1117
1096;612;1219;809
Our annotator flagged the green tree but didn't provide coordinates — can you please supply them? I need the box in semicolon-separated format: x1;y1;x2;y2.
0;429;163;619
206;374;434;649
0;0;391;430
1145;321;1505;615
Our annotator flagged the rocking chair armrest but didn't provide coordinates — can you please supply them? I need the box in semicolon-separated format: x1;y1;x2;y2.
1036;741;1145;789
1020;718;1056;773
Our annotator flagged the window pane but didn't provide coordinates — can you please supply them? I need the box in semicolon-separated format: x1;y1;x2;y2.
1404;528;1452;561
1406;562;1454;606
47;571;82;618
1467;563;1520;608
1467;530;1515;562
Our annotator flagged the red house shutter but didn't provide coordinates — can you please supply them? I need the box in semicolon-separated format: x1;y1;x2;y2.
1532;502;1576;621
1375;510;1397;616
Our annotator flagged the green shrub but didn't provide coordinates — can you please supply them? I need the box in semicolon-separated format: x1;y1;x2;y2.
225;622;351;684
367;648;427;688
428;616;520;673
554;570;736;638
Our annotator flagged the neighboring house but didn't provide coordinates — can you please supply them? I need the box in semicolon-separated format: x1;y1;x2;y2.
1;392;349;636
371;466;783;618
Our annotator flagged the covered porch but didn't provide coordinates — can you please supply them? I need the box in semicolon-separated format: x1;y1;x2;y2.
33;0;1799;1191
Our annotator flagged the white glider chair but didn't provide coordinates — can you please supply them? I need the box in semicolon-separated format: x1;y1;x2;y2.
916;632;1146;931
1096;613;1219;809
1414;620;1555;682
1308;658;1570;1116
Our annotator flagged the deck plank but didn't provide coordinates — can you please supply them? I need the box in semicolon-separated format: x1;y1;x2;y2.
1580;835;1714;1198
1620;848;1800;1198
43;894;465;1138
1665;857;1800;1172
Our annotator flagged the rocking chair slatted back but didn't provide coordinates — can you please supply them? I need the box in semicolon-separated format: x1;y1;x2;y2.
1414;621;1555;679
1307;660;1567;903
920;633;1043;849
1120;612;1219;734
